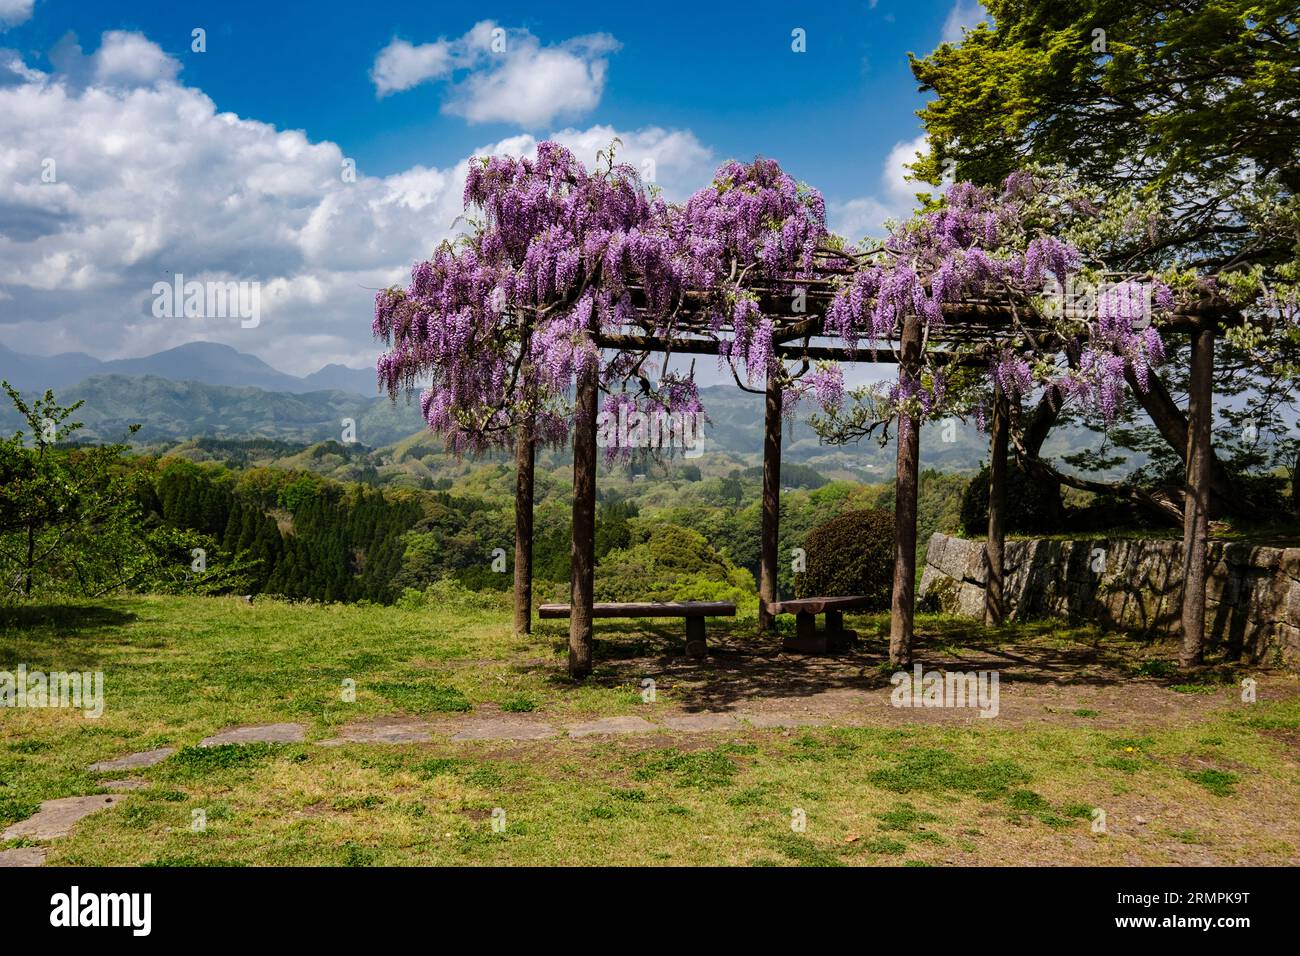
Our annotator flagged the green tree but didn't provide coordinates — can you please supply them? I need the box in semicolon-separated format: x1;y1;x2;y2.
909;0;1300;514
0;383;252;599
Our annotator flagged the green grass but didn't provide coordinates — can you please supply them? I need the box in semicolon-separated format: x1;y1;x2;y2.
1185;769;1240;797
0;594;1296;866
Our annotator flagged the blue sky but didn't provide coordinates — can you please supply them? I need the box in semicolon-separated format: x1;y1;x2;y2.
0;0;988;375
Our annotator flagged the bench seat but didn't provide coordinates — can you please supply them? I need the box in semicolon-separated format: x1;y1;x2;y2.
537;601;736;658
765;594;872;654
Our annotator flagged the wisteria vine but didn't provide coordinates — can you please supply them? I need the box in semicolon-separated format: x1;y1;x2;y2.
374;143;1188;457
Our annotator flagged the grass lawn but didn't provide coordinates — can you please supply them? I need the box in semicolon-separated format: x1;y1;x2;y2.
2;594;1298;866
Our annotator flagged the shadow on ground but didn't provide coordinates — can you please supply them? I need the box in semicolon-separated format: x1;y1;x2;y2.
536;612;1267;714
0;604;137;636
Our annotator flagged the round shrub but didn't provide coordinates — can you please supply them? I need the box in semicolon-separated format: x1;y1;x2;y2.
959;462;1061;536
794;508;894;607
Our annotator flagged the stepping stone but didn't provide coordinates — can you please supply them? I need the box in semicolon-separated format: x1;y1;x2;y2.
0;847;47;867
2;794;123;841
566;716;658;738
101;778;149;791
88;747;175;772
661;713;741;732
199;723;305;746
318;717;433;746
739;713;829;729
450;718;556;741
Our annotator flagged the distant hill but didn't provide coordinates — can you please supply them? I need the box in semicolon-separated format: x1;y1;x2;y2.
0;343;1118;478
0;374;428;447
303;363;381;396
0;341;377;397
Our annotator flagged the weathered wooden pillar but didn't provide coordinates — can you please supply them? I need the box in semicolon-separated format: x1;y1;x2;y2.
569;359;598;678
889;314;922;666
985;382;1009;625
512;417;535;637
759;368;783;631
1180;324;1214;670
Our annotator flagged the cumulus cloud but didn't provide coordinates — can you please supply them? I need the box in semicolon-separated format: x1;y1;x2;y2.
93;30;182;87
369;38;453;96
828;135;937;241
372;20;620;128
0;32;706;374
43;30;181;92
941;0;989;44
0;0;33;30
547;125;714;199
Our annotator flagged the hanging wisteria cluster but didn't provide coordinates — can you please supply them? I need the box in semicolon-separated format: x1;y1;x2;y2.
373;142;828;453
822;171;1174;430
374;143;1183;455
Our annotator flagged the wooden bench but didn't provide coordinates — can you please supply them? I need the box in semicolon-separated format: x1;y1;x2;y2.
537;601;736;659
765;595;873;654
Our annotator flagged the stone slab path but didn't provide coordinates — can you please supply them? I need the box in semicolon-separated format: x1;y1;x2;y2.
317;711;819;744
450;717;556;741
319;716;432;746
2;795;123;841
566;716;659;738
87;746;175;772
199;723;305;746
0;847;47;867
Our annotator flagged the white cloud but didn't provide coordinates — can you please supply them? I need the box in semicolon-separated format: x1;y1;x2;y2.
942;0;989;44
547;125;714;200
369;39;453;96
92;30;182;87
0;0;33;30
372;20;620;128
828;134;934;241
0;32;706;374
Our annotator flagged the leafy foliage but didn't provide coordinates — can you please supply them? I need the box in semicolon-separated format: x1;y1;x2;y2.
794;508;894;606
595;521;756;604
959;461;1062;536
0;383;253;601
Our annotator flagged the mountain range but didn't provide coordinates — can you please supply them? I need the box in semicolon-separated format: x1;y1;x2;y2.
0;341;378;397
0;339;1104;475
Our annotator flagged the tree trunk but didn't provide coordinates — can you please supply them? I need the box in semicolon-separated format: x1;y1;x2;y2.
759;369;782;631
889;314;922;667
1126;366;1237;516
512;419;535;637
1292;446;1300;516
569;361;598;678
985;383;1009;625
1179;326;1214;670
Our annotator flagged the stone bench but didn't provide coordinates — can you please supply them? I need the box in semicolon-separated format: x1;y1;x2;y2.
538;601;736;658
766;595;872;654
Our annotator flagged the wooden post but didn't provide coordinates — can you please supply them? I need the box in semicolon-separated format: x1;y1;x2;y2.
759;368;783;631
1180;324;1214;670
569;359;598;679
985;382;1008;625
512;418;534;637
889;314;922;667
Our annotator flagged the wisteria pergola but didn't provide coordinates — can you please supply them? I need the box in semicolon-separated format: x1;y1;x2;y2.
374;146;1242;680
504;258;1233;677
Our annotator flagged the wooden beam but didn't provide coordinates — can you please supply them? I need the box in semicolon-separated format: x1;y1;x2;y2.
759;368;782;631
594;332;986;366
512;418;534;637
1180;324;1214;670
889;314;923;667
569;358;598;679
985;382;1009;625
